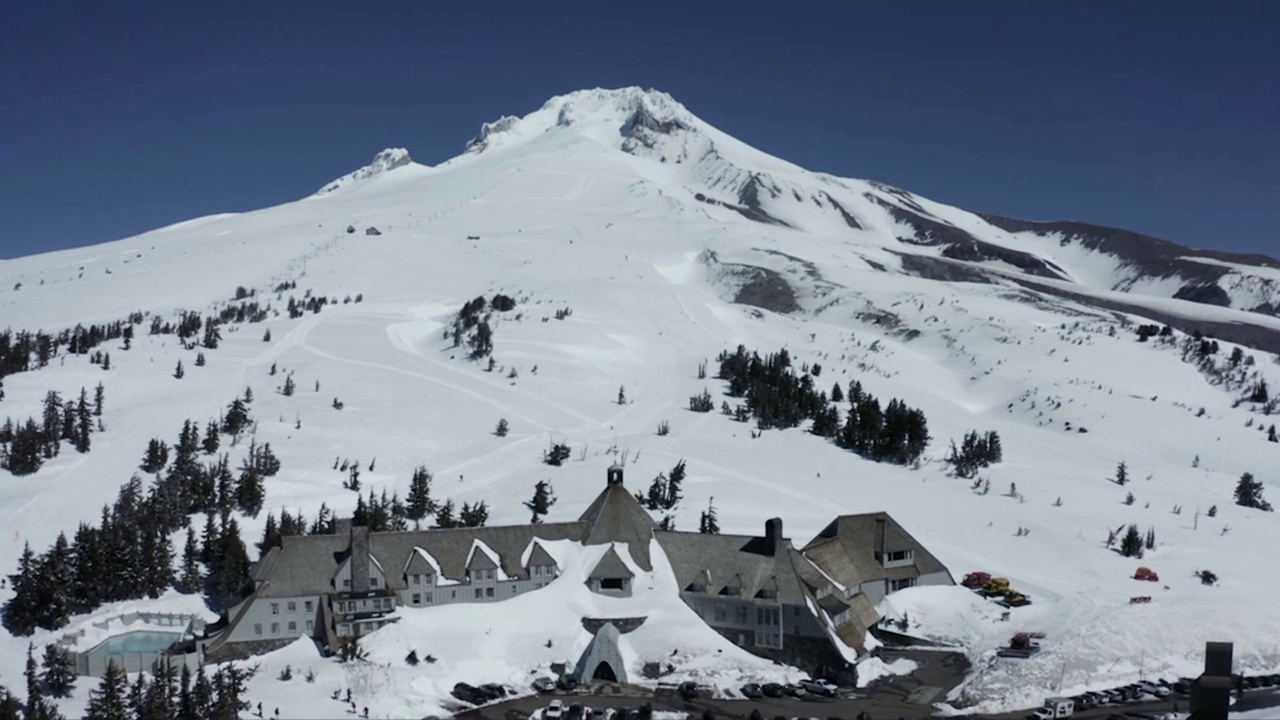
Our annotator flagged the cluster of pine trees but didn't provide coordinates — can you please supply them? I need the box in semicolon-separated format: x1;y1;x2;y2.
450;294;519;361
66;658;252;720
944;430;1003;478
0;317;140;381
1;384;104;476
712;346;931;465
1235;472;1273;511
636;459;686;529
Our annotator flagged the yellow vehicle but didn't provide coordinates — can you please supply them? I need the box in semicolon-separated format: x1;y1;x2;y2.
980;577;1011;597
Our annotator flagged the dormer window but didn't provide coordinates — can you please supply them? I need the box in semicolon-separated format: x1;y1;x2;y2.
687;583;707;593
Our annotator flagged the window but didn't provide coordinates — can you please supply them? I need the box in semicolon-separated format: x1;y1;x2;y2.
412;593;421;605
724;585;742;596
271;603;279;615
714;605;727;623
253;624;263;636
306;621;314;633
270;623;279;635
485;587;495;598
687;583;707;593
887;550;912;562
890;577;917;592
735;605;748;625
287;602;296;613
600;578;625;591
475;588;483;600
343;579;351;588
424;573;432;584
535;583;542;589
755;607;782;649
756;607;779;626
305;600;314;613
370;576;378;587
288;621;297;633
451;590;456;600
425;593;433;604
385;598;394;610
412;574;421;585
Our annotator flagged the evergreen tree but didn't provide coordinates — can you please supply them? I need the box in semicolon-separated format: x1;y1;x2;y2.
434;499;457;529
202;421;220;454
406;466;435;522
1234;471;1273;511
190;668;212;719
211;517;251;610
0;685;22;720
243;386;253;404
830;382;844;404
1120;524;1144;558
235;458;265;517
74;387;92;453
459;501;489;527
2;543;40;635
194;351;206;367
41;391;62;458
525;480;557;523
84;660;129;720
93;381;105;417
202;320;221;350
698;498;720;535
25;643;41;716
199;513;219;565
1145;527;1156;551
40;644;76;698
666;459;686;508
495;418;509;437
282;374;296;396
617;386;626;405
173;360;184;379
1115;461;1129;485
178;663;194;720
179;527;201;594
222;398;250;437
6;420;44;475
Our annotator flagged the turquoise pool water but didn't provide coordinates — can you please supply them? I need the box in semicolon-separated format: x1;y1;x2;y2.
90;631;181;655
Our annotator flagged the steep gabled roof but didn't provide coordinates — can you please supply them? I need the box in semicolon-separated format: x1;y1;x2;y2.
802;512;952;588
578;484;658;570
589;546;635;579
655;531;810;605
525;541;558;568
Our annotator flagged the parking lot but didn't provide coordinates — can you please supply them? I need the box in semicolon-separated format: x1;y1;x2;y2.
453;649;967;720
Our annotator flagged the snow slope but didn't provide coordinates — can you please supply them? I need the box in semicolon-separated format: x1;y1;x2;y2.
2;86;1279;717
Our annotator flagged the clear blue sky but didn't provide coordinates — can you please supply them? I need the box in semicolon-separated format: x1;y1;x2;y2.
2;1;1276;259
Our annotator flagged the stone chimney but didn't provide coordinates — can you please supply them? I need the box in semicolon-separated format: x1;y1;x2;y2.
765;518;783;555
350;526;370;593
607;464;624;487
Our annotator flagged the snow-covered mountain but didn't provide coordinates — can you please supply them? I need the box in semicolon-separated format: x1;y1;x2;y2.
2;86;1279;718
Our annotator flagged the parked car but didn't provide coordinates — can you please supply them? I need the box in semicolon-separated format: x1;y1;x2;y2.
678;682;699;700
534;677;557;693
783;683;807;697
741;684;764;699
546;701;566;720
558;676;580;691
451;683;486;705
1138;680;1171;698
799;678;838;697
479;684;509;701
762;684;785;698
567;703;585;720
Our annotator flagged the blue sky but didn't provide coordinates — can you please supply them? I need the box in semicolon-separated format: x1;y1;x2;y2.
1;1;1276;259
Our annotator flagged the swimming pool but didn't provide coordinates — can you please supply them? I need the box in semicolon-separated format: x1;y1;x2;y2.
89;631;181;655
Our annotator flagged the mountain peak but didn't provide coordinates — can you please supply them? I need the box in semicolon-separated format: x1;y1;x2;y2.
462;87;697;155
313;148;414;197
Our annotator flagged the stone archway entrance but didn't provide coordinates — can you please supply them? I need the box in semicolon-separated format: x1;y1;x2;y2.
592;661;618;682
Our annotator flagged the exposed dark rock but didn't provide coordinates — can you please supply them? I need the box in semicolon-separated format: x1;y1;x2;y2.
979;214;1280;282
620;104;689;137
1173;283;1231;307
465;116;519;153
822;192;864;230
891;252;995;284
732;266;800;314
1007;276;1280;355
692;188;791;228
870;196;1068;279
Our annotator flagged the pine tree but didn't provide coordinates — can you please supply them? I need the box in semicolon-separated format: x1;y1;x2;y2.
1234;471;1273;511
235;464;264;517
1145;527;1156;550
211;517;251;610
173;360;184;379
665;459;686;509
202;321;220;350
460;501;489;527
2;543;40;636
1115;461;1129;485
25;643;42;715
84;659;129;720
73;387;92;453
243;386;253;404
179;527;201;594
194;351;206;367
830;382;844;404
93;381;105;417
406;466;435;522
434;498;457;529
199;513;219;565
222;398;250;437
698;498;720;535
525;481;556;523
202;421;220;454
282;374;295;396
1120;524;1144;558
0;685;22;719
40;643;77;698
495;418;509;437
1208;505;1218;517
617;386;626;405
